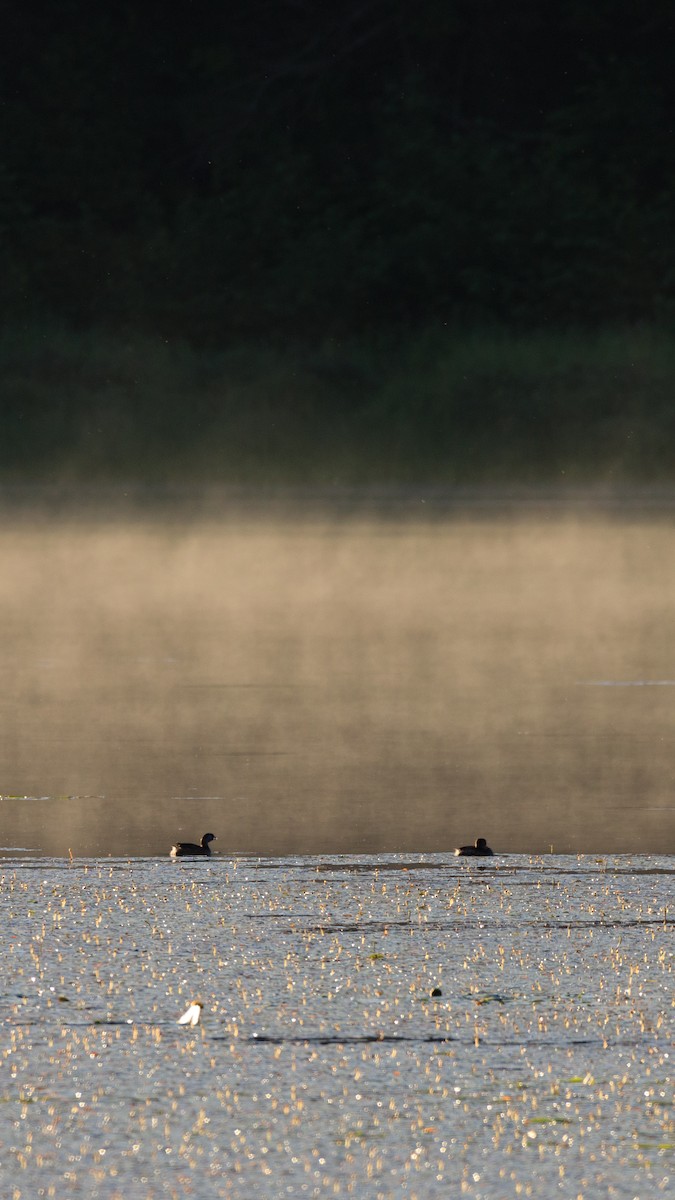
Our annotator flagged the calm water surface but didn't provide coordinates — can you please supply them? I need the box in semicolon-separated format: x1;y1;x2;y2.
2;506;675;856
0;852;672;1198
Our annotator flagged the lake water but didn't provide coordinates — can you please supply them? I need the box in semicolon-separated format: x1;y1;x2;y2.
0;851;671;1199
1;493;675;856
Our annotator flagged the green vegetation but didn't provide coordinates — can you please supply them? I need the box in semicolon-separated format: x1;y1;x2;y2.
3;4;675;482
4;322;675;484
5;4;672;343
3;2;675;341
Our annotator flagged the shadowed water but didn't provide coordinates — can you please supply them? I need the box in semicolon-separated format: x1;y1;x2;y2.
1;494;675;856
0;852;671;1199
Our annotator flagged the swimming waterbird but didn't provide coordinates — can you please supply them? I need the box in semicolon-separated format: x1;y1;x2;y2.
178;1001;203;1026
170;833;216;858
454;837;494;857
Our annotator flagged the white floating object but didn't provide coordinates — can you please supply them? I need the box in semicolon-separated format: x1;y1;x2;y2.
178;1001;203;1026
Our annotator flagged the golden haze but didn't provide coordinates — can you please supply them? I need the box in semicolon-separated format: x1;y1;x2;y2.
0;503;673;856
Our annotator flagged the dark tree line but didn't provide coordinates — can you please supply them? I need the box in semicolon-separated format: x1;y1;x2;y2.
2;0;675;343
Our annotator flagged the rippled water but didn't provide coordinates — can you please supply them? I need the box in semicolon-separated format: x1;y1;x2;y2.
1;852;672;1198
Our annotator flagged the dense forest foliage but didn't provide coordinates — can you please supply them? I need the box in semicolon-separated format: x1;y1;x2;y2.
3;0;674;340
3;2;675;483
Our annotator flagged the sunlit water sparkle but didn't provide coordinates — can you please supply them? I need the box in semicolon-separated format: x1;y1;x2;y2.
0;853;672;1198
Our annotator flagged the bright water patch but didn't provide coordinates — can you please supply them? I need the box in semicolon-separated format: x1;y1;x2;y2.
0;853;672;1198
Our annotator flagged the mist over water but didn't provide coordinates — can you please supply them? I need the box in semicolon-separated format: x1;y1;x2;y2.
1;496;674;857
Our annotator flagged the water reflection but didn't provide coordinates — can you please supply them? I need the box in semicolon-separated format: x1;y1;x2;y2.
1;501;674;856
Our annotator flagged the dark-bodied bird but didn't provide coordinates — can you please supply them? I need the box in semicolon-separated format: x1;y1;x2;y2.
170;833;216;858
454;837;493;857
